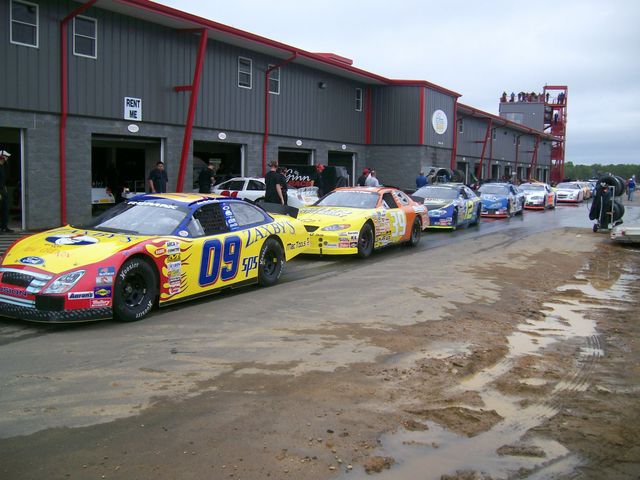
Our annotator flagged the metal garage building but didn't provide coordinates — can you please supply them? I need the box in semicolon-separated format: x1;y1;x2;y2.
0;0;559;230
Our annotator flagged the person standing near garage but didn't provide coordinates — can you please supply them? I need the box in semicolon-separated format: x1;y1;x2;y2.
198;161;216;194
148;161;168;193
0;150;12;232
265;160;286;205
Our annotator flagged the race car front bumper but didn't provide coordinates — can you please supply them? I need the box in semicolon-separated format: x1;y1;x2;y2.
0;297;112;323
304;232;358;255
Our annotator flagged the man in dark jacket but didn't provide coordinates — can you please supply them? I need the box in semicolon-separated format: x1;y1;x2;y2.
0;150;12;232
198;161;216;194
357;168;370;187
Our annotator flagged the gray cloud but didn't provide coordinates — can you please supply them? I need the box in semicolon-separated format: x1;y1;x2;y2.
156;0;640;165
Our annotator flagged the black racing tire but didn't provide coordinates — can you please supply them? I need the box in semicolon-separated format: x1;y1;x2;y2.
258;237;284;287
517;200;524;215
451;211;458;231
405;218;421;247
471;205;481;226
254;197;265;205
357;222;375;259
113;258;158;322
507;201;513;217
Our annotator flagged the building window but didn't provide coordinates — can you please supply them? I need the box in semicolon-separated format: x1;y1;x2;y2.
238;57;252;89
10;0;39;48
513;133;517;145
73;16;97;59
268;65;280;94
458;120;464;133
492;128;497;140
355;88;363;112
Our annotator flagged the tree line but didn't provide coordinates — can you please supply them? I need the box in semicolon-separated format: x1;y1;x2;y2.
564;162;640;181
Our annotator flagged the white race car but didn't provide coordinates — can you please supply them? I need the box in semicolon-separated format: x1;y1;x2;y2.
212;177;319;207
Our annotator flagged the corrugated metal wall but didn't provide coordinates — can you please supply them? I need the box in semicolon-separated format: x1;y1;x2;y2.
370;86;421;144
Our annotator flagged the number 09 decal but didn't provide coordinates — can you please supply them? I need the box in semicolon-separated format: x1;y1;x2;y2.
199;235;242;286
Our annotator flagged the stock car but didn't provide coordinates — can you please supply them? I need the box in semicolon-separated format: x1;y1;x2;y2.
412;183;482;229
478;182;525;217
212;177;319;207
297;187;429;258
519;182;557;210
0;194;310;323
555;182;585;203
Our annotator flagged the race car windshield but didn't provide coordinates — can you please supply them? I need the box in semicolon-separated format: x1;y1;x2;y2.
520;184;545;191
556;183;580;189
414;186;458;200
316;191;379;209
479;185;509;195
83;201;189;235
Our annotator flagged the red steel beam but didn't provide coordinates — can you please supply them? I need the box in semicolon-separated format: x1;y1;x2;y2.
175;28;208;192
59;0;97;225
261;52;298;176
450;97;458;170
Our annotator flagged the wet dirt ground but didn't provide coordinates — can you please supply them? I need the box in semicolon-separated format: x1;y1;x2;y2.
1;224;639;479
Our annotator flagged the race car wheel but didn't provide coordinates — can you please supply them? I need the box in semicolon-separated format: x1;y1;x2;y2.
507;201;513;217
405;218;421;247
451;211;458;231
471;205;481;226
113;258;158;322
357;223;374;258
258;237;284;287
517;201;524;215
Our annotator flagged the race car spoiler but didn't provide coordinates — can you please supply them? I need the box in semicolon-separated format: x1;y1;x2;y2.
260;202;299;218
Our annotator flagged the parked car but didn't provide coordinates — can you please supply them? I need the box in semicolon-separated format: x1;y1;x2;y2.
212;177;319;207
412;183;481;229
297;187;429;258
555;182;585;203
478;183;525;217
519;182;557;210
0;194;310;322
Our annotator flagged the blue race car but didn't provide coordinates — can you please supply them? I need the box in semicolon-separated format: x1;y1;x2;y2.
478;182;525;218
412;183;482;230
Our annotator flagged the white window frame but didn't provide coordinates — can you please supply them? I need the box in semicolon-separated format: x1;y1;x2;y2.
355;88;363;112
268;65;280;95
238;57;252;89
458;120;464;134
10;0;39;48
73;15;98;59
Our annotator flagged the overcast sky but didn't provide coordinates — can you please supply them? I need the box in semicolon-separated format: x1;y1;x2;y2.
155;0;640;165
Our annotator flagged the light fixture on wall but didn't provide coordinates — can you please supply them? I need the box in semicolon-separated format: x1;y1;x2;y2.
318;81;327;89
218;132;227;140
295;140;303;146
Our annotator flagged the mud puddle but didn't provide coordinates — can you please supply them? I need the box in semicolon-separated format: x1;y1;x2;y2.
341;265;638;479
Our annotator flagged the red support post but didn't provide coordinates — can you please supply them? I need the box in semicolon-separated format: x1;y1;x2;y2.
175;28;208;192
59;0;97;225
261;52;298;176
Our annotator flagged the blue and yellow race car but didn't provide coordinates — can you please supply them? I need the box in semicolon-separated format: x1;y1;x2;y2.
412;183;482;230
0;194;309;323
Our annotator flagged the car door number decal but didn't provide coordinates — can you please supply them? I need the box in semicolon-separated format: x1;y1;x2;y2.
390;211;406;239
199;235;242;286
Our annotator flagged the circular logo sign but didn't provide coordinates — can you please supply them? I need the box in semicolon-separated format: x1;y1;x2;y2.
431;110;448;135
19;256;45;265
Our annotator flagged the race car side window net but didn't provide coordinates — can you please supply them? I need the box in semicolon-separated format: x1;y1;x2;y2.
193;204;229;237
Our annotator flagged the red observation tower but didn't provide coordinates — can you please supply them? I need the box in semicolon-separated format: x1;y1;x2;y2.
543;85;568;183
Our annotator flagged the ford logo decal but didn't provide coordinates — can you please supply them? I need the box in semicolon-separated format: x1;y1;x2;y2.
19;256;45;265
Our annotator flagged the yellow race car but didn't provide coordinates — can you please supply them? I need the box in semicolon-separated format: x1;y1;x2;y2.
297;187;429;258
0;194;309;323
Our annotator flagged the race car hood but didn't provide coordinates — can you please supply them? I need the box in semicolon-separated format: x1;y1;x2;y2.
1;226;148;275
297;206;371;226
421;199;452;209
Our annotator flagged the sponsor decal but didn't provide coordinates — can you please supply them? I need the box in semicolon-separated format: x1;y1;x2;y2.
91;298;112;308
169;286;181;295
19;256;45;265
350;242;358;248
95;275;113;285
178;230;189;237
119;261;139;280
154;247;167;256
241;255;259;276
167;261;181;272
286;239;310;251
94;286;112;298
127;200;178;210
339;241;350;248
98;266;116;276
166;241;180;255
68;291;94;300
245;221;296;248
168;276;181;286
166;253;181;262
46;234;98;246
0;286;28;297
